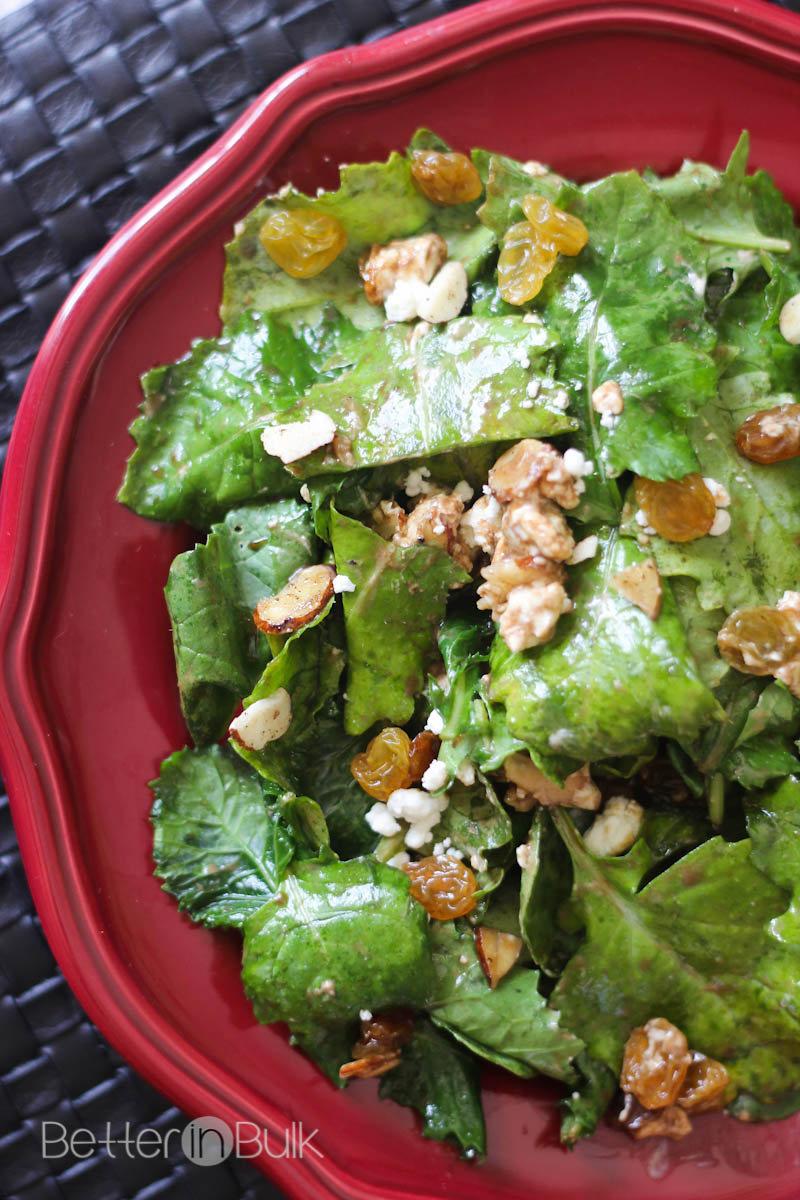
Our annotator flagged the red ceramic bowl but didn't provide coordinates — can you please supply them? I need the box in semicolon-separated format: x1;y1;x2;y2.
3;0;800;1196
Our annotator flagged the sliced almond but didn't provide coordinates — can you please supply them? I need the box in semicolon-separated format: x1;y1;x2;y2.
474;926;523;989
338;1051;402;1079
253;564;335;635
260;410;336;464
609;558;662;620
229;689;292;750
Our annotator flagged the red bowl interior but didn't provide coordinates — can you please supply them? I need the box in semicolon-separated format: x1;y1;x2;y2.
3;1;800;1197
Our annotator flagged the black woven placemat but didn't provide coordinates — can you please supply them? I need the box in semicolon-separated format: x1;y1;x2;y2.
2;0;800;1198
0;4;481;1198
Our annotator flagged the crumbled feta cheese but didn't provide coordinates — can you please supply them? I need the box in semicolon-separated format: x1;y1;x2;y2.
549;387;570;411
599;411;620;430
432;522;446;535
229;690;292;750
384;277;427;322
455;760;476;786
359;1009;373;1021
233;219;246;236
634;508;656;535
525;379;541;401
416;261;468;324
779;292;800;344
405;825;434;850
387;851;411;869
452;480;474;504
516;843;534;870
299;483;311;503
388;788;442;824
548;728;573;751
522;159;548;177
333;573;356;593
261;410;336;464
702;477;731;507
404;466;434;498
568;534;599;565
563;448;593;478
421;758;449;793
709;508;732;537
470;851;488;873
584;796;644;858
425;709;445;735
365;802;402;837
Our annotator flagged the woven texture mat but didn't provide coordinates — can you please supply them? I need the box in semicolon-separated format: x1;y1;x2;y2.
2;1;800;1198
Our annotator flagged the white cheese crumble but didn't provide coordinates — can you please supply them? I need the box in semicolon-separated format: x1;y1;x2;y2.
333;573;356;593
384;278;427;322
416;261;468;324
470;851;488;873
421;758;449;793
452;480;474;504
702;477;731;507
404;466;435;497
261;410;336;464
387;851;411;869
634;508;656;535
359;1009;373;1021
516;843;534;870
562;448;593;478
599;411;620;430
526;378;541;400
779;292;800;344
365;802;401;837
425;709;445;735
455;760;475;786
387;787;449;850
549;387;570;411
708;508;732;537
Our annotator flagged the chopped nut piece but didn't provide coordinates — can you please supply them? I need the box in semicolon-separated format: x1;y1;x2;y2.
229;689;292;750
459;493;503;556
260;410;336;463
505;783;537;812
474;926;523;988
609;558;662;620
568;534;599;565
775;660;800;697
394;492;473;571
502;755;601;810
502;497;575;562
708;508;731;537
339;1052;403;1079
591;379;624;415
779;291;800;344
253;564;335;635
416;260;468;324
584;796;644;857
360;232;448;305
488;439;581;509
477;555;564;615
620;1095;693;1140
621;1018;691;1110
499;580;570;651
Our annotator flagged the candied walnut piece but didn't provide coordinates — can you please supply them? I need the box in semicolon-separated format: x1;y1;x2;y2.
354;1009;415;1058
591;379;624;415
609;558;662;620
634;474;716;542
735;402;800;464
404;854;477;919
621;1018;692;1110
394;492;474;571
619;1094;693;1140
474;926;523;988
502;755;601;810
677;1055;730;1113
371;498;408;540
501;497;575;562
351;727;412;800
407;731;440;784
504;783;537;812
717;606;800;676
459;493;503;556
259;209;346;278
477;555;564;616
489;440;581;509
410;149;483;205
253;564;335;635
498;580;571;652
359;232;447;305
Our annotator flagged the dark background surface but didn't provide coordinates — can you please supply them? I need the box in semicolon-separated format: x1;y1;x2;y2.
1;1;800;1198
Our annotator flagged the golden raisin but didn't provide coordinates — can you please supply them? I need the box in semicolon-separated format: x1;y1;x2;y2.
735;403;800;464
717;606;800;676
350;727;412;800
521;194;588;256
404;855;477;919
354;1009;415;1059
497;221;558;305
634;474;716;542
677;1055;730;1113
409;149;482;206
620;1018;691;1110
407;732;440;784
259;208;346;278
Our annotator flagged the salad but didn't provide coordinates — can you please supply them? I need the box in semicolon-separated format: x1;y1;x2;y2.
119;128;800;1157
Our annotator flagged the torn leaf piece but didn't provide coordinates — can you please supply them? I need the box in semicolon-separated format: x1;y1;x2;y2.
609;558;662;621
